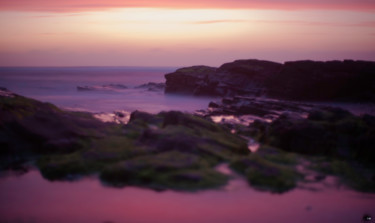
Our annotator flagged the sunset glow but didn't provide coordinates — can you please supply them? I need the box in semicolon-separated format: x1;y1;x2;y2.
1;1;375;66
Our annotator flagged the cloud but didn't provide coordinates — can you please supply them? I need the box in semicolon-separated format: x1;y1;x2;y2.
1;0;375;12
254;20;375;27
190;20;248;24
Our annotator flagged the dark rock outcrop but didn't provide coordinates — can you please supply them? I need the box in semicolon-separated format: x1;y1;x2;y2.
135;82;165;91
165;59;375;102
249;107;375;165
165;66;217;95
267;60;375;101
0;89;107;158
77;84;127;91
213;60;282;96
206;96;310;117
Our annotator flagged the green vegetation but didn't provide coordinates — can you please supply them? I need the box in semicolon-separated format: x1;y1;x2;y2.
100;151;228;191
309;157;375;192
230;146;301;193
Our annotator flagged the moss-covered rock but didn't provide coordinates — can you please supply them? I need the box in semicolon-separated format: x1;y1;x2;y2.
244;107;375;193
0;92;108;156
309;157;375;192
100;151;228;191
249;108;375;166
1;91;249;191
230;151;300;193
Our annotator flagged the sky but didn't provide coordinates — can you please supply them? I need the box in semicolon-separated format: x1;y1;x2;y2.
0;0;375;67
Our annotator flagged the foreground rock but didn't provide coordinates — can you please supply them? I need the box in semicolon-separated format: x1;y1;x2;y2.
0;88;107;162
195;92;375;192
96;110;249;190
0;89;250;191
37;110;250;190
201;96;314;125
249;107;375;161
247;107;375;192
230;146;300;193
2;88;373;193
165;59;375;102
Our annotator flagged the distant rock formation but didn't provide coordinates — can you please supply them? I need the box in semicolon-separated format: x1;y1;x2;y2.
267;60;375;101
135;82;165;91
77;83;166;92
165;59;375;102
77;84;127;91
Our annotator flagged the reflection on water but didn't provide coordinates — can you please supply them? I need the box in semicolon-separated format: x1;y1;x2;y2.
0;170;374;223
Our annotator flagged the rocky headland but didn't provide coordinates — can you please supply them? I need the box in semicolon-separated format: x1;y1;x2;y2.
165;59;375;102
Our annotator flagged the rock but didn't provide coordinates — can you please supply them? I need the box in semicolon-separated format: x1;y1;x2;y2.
213;59;282;96
97;110;250;190
135;82;165;91
267;60;375;101
222;98;234;104
230;153;300;193
164;59;375;102
0;87;16;98
164;66;217;95
208;102;220;108
1;91;248;190
3;90;374;193
314;175;326;181
77;84;127;91
171;172;203;183
201;97;311;126
0;91;111;170
100;154;228;190
77;86;97;91
165;60;282;97
249;107;375;165
129;110;157;124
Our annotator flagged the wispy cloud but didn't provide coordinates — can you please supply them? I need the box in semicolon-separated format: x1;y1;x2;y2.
190;19;248;24
28;13;86;18
1;0;375;12
38;32;77;36
253;20;375;27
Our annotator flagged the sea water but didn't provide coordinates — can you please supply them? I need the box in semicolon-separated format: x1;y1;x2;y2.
0;169;374;223
0;67;217;113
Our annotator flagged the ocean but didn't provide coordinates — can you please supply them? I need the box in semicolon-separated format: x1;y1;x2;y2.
0;67;217;113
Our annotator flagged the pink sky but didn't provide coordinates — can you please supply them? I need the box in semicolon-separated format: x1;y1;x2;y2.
0;0;375;66
1;0;375;11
